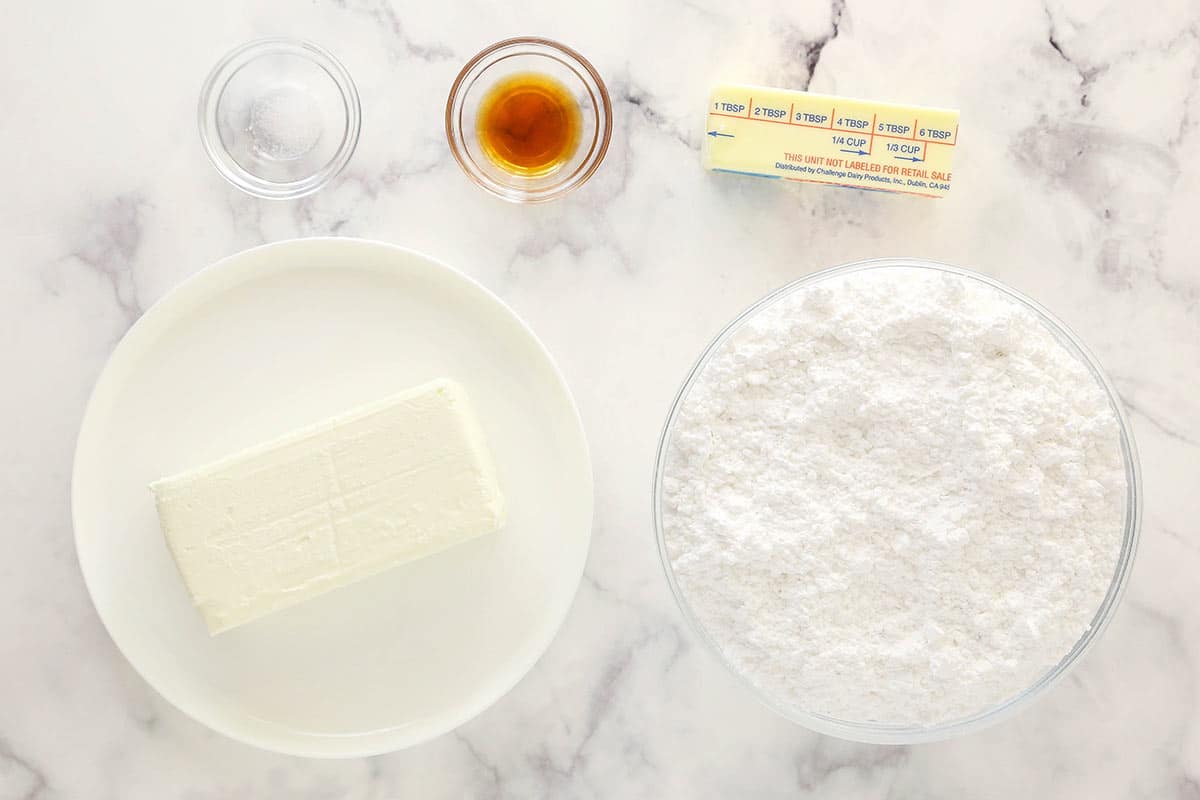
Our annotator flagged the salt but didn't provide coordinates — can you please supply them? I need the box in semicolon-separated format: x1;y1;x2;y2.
246;86;323;161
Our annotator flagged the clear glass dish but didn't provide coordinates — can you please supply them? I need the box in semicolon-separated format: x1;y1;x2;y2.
445;37;612;203
652;257;1142;744
198;38;361;199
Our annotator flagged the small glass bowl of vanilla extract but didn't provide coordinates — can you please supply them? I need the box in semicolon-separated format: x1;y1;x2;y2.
446;38;612;203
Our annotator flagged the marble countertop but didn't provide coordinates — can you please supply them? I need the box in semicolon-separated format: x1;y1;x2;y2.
3;0;1198;797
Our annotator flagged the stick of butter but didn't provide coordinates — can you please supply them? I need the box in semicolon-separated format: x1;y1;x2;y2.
704;82;959;198
150;378;505;635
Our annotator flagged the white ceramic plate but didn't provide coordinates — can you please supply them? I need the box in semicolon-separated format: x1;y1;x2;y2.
72;238;593;757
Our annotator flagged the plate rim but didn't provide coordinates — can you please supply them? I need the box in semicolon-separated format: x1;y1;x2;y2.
70;236;594;757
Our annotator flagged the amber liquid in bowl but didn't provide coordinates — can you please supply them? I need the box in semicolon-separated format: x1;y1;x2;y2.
477;73;582;177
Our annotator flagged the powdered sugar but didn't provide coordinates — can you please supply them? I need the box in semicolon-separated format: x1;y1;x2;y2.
661;266;1127;726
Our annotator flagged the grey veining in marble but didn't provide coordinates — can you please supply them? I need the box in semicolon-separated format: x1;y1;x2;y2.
2;0;1198;797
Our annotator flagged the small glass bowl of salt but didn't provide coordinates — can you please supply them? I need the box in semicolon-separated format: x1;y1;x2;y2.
198;39;361;199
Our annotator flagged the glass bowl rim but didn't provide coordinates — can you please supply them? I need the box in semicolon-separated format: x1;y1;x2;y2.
197;37;362;200
651;256;1143;744
444;36;613;203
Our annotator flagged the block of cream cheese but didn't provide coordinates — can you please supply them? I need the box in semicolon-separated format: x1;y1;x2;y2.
150;378;505;635
705;82;960;198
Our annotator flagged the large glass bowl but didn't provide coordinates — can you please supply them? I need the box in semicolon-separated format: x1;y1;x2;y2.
652;257;1142;744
